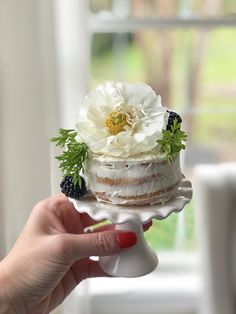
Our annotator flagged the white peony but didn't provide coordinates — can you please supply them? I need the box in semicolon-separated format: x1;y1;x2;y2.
77;81;168;157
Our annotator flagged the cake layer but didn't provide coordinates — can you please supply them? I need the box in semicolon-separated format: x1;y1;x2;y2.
94;180;180;206
85;153;182;206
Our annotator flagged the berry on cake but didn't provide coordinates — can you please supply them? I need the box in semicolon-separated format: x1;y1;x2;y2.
51;81;187;206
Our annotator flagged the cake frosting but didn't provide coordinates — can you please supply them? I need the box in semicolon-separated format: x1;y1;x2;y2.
85;152;182;205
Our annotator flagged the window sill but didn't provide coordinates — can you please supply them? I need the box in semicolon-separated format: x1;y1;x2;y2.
87;252;201;314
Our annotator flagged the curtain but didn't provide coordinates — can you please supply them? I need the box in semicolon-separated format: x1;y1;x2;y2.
0;0;90;313
0;0;58;255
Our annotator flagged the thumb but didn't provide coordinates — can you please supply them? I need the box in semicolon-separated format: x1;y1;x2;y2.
65;230;137;260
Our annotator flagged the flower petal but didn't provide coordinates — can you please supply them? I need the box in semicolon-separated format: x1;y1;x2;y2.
77;81;167;157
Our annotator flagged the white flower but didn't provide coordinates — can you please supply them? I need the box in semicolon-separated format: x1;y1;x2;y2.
77;81;168;157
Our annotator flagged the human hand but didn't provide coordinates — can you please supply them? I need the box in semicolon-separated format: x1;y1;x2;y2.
0;195;151;314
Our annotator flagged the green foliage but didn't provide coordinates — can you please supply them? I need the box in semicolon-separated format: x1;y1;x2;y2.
145;201;196;251
92;34;113;57
157;119;187;162
51;129;89;187
145;216;178;250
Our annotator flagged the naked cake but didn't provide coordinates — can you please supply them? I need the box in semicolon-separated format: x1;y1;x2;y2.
52;81;187;206
85;152;182;206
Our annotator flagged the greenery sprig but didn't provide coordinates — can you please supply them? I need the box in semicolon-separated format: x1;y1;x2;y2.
157;119;187;162
51;129;89;187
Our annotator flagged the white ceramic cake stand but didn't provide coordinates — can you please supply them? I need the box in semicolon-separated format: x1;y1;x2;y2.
70;177;192;278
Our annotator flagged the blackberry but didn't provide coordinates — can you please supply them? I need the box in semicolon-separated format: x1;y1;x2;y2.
60;176;87;199
166;110;182;131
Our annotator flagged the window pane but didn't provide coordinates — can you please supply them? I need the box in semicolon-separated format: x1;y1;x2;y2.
90;0;236;17
90;0;112;14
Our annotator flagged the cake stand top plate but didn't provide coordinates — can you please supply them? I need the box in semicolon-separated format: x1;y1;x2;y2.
70;177;192;224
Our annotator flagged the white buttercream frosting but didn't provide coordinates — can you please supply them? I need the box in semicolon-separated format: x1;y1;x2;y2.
84;153;182;206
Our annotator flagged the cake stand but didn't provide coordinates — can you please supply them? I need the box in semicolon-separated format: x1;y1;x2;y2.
70;177;192;278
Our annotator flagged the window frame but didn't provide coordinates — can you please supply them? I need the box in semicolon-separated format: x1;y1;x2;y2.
53;2;236;313
87;10;236;314
90;14;236;33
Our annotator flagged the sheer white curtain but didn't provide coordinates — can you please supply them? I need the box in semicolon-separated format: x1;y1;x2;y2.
0;0;58;256
0;1;90;313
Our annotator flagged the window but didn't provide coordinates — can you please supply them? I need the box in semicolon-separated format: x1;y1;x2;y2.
55;1;236;313
89;1;236;254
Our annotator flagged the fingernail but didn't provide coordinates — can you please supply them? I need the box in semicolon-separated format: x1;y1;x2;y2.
117;231;137;249
142;220;153;231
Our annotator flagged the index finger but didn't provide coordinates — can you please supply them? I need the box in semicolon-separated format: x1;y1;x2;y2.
52;195;105;231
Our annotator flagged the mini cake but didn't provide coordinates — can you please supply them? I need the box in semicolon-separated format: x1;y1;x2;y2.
52;81;187;206
85;153;182;206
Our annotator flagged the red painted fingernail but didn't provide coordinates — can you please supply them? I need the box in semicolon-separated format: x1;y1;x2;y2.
143;220;153;231
117;231;137;249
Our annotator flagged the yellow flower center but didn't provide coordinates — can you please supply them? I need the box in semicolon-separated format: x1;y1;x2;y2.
105;111;130;135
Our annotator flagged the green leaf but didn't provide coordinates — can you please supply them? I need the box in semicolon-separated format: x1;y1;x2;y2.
157;119;187;162
51;129;89;185
51;129;77;148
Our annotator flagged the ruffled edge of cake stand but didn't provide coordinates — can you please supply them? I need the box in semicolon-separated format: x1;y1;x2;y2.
69;176;192;224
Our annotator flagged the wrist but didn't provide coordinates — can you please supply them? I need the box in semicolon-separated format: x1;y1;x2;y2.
0;259;25;314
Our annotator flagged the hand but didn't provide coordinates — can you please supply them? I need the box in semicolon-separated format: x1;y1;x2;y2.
0;195;151;314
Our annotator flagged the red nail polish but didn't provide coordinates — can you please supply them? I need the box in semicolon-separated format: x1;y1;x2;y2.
142;220;153;231
117;231;137;249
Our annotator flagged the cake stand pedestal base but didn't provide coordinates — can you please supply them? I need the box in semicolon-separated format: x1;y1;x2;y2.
99;220;158;277
70;177;192;278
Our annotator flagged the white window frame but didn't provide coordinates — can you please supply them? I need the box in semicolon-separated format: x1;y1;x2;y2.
90;14;236;33
86;251;201;314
